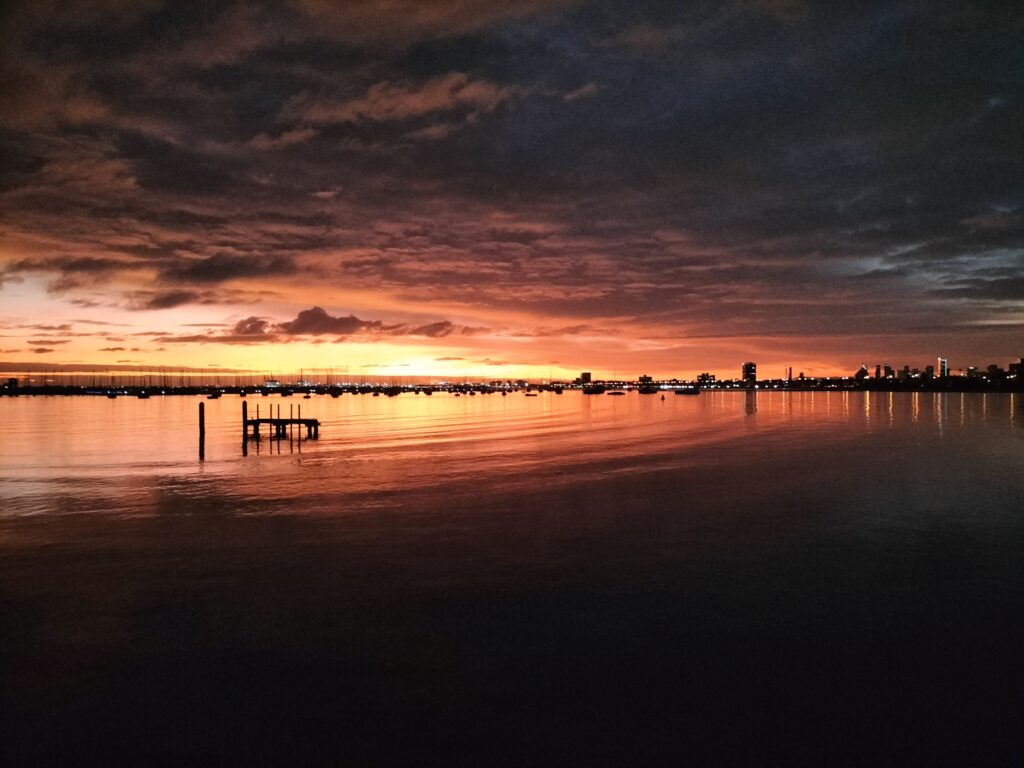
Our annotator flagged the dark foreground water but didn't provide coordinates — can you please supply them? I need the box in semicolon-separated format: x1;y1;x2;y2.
1;390;1022;765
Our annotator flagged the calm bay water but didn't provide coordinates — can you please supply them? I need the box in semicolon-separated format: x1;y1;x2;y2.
2;391;1022;765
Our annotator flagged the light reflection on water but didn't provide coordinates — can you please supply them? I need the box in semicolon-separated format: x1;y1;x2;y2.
1;390;1023;763
1;390;1022;519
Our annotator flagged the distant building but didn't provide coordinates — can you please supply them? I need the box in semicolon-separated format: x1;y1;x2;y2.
580;372;592;384
638;374;654;385
697;372;716;386
5;378;17;389
1009;358;1023;377
741;362;756;387
937;357;949;378
874;364;882;379
855;365;869;381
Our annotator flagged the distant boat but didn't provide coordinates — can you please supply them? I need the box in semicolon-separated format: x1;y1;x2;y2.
107;393;117;399
674;387;700;396
207;392;222;399
525;392;538;397
582;385;606;395
501;391;507;397
136;392;150;399
607;390;626;396
553;387;563;394
424;390;433;396
638;386;659;395
303;394;311;399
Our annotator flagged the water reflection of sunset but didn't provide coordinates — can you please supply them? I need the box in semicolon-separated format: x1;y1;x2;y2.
1;391;1017;517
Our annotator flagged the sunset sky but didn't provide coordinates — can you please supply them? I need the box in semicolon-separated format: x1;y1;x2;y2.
1;1;1021;380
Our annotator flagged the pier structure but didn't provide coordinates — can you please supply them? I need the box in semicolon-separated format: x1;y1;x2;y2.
246;417;319;439
242;400;319;441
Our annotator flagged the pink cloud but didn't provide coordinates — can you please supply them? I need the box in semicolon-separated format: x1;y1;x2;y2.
248;128;318;150
299;72;520;124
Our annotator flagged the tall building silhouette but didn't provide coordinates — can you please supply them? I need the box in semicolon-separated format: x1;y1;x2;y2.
741;362;756;387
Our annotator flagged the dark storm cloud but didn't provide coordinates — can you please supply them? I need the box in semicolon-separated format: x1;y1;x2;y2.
153;307;484;344
0;0;1021;358
409;321;456;337
277;306;384;335
132;290;203;310
232;316;272;336
157;315;279;344
13;256;141;275
159;254;298;284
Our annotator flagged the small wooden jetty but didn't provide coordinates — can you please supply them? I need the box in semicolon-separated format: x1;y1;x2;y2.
246;416;319;439
241;400;319;440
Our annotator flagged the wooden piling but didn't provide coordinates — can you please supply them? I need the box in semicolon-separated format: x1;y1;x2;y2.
241;400;248;455
199;401;206;460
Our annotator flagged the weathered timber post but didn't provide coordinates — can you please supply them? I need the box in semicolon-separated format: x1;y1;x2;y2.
199;401;206;460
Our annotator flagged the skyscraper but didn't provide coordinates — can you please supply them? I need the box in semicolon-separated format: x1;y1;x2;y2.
741;362;756;387
937;357;949;378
